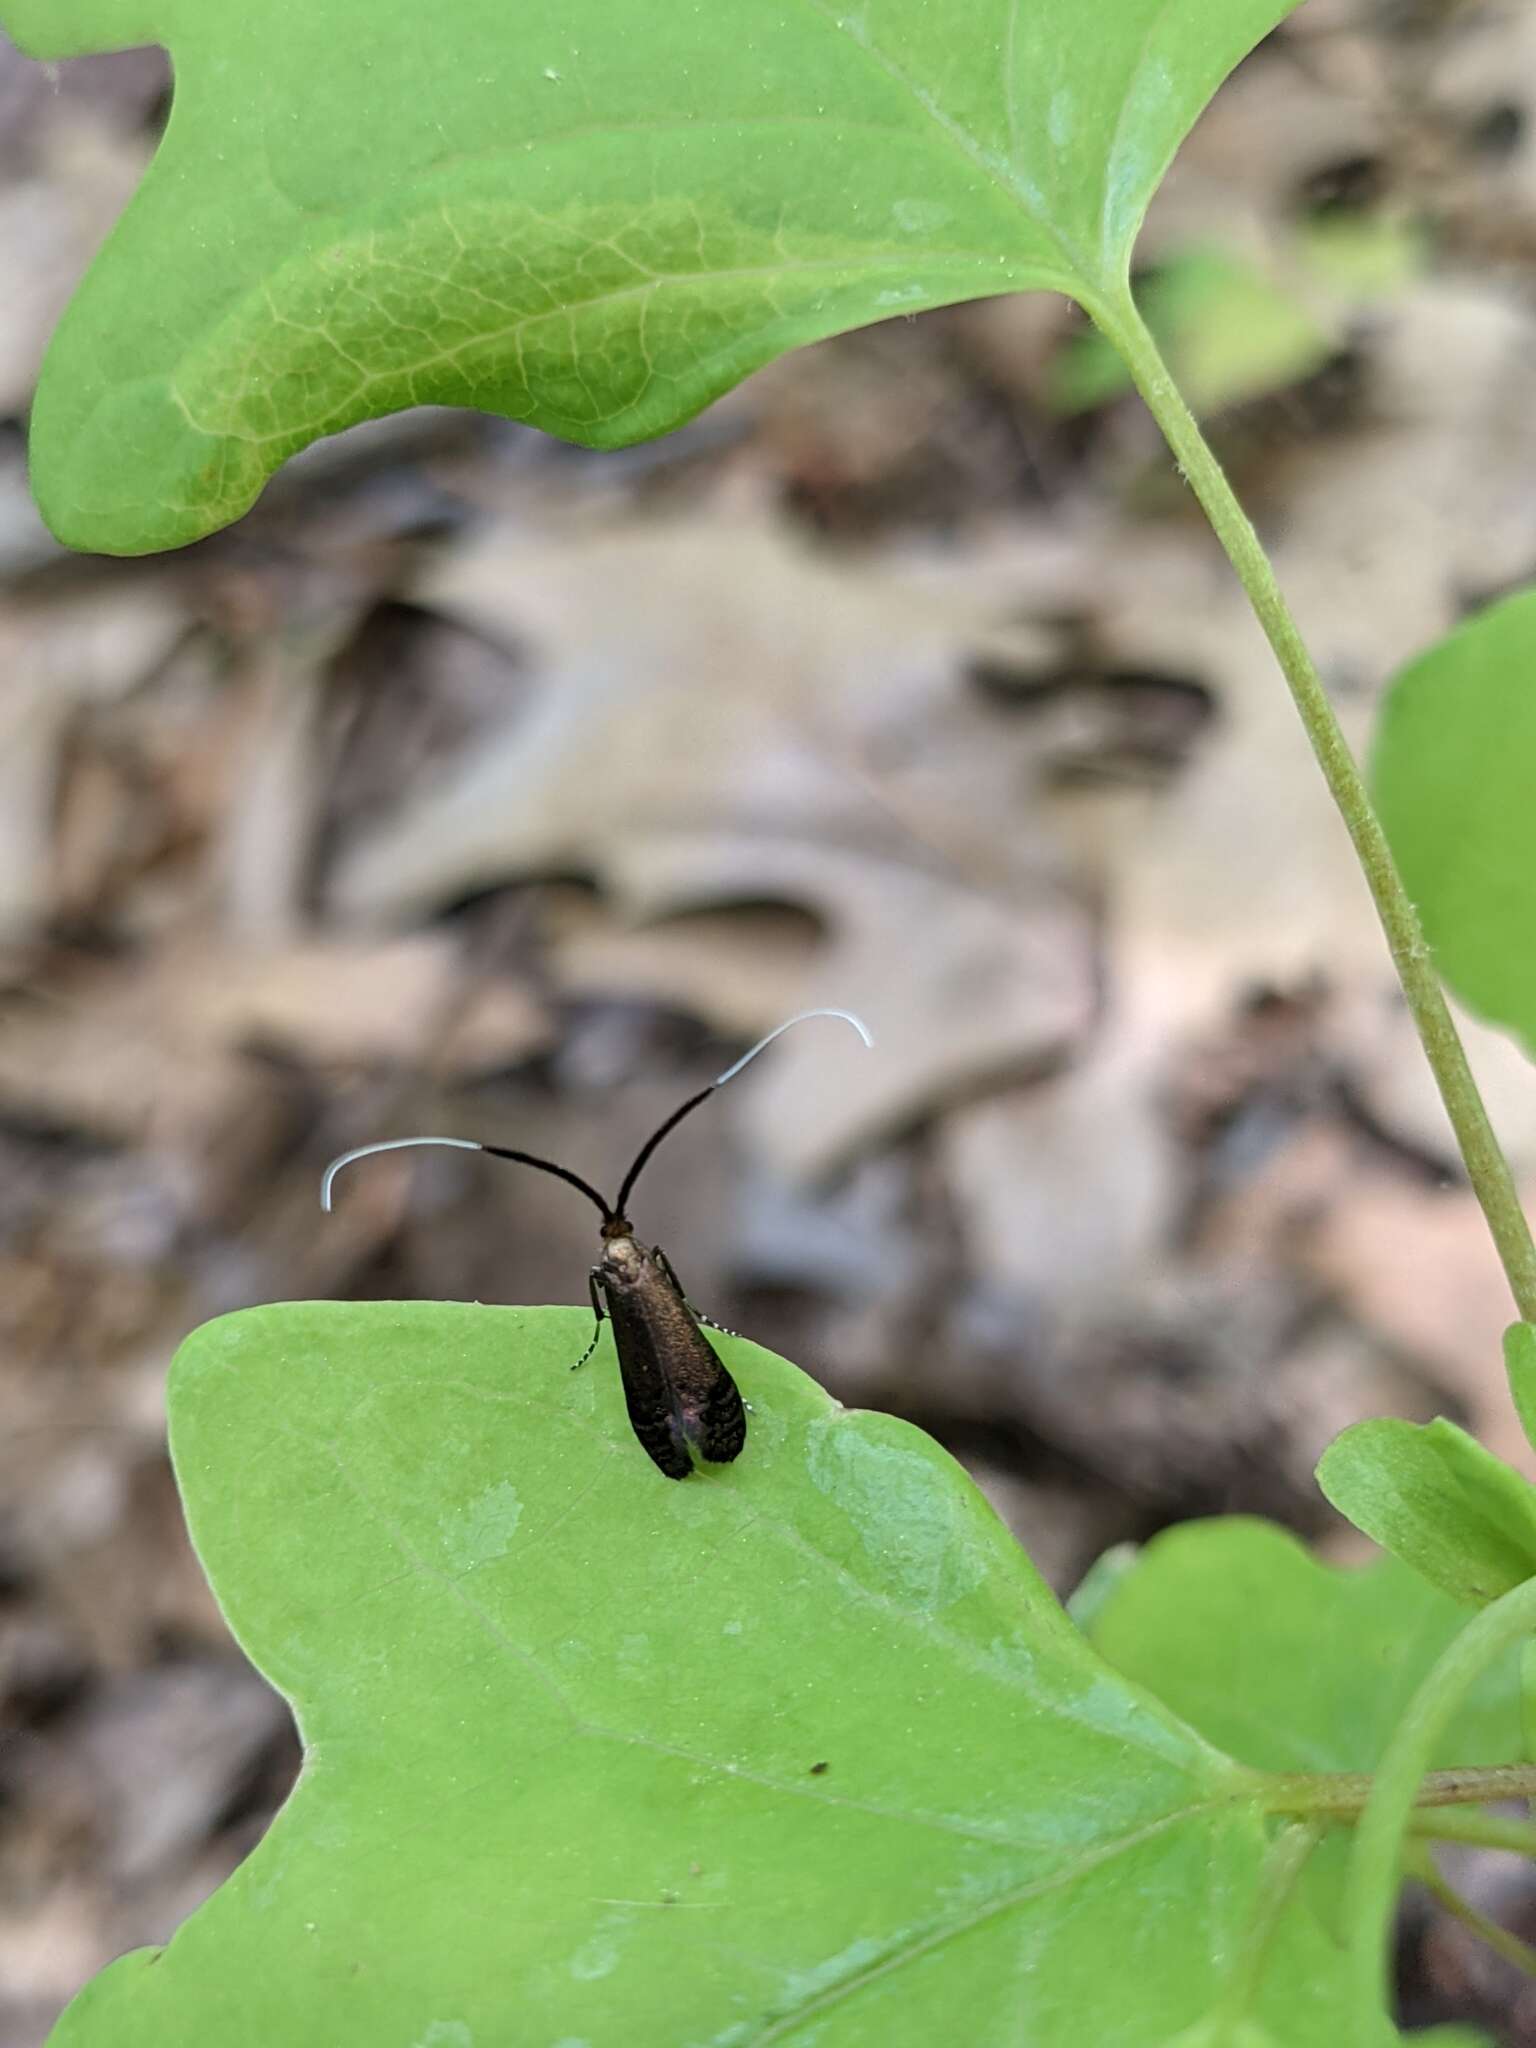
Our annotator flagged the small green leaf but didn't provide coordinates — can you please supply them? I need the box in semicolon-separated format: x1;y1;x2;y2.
1297;213;1426;298
1317;1417;1536;1608
1506;1320;1536;1454
48;1303;1395;2048
5;0;1305;552
1064;1538;1140;1628
1086;1517;1525;2006
1372;588;1536;1057
1085;1516;1524;1775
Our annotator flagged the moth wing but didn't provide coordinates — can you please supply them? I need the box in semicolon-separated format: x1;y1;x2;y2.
605;1287;693;1480
685;1357;747;1465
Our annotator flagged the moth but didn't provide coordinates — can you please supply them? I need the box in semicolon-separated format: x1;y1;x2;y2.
321;1007;872;1479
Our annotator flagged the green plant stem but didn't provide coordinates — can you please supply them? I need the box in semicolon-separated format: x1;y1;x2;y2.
1410;1807;1536;1858
1338;1574;1536;2037
1405;1842;1536;1978
1092;288;1536;1329
1264;1764;1536;1817
1211;1822;1323;2031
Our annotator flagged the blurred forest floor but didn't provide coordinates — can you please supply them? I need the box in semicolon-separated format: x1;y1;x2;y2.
6;1;1536;2040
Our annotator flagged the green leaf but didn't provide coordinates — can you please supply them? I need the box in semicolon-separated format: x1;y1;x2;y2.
5;0;1305;553
1317;1417;1536;1609
1372;588;1536;1058
1063;1538;1140;1628
1506;1320;1536;1454
1085;1516;1525;1775
49;1302;1395;2048
1296;213;1426;298
1085;1516;1526;1960
1049;248;1331;417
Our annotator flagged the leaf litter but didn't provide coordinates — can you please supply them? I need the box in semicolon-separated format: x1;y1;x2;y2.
6;7;1536;2039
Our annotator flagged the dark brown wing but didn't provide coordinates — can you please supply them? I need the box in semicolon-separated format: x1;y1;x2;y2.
604;1251;747;1475
603;1281;694;1480
683;1345;746;1464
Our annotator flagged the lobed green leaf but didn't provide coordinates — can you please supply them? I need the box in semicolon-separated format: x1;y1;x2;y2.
6;0;1304;552
1085;1515;1525;1774
49;1302;1399;2048
1086;1515;1527;1972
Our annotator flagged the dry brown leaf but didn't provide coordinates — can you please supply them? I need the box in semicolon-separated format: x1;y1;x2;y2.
1331;982;1536;1176
185;936;463;1069
0;934;484;1156
1150;32;1386;256
1302;1164;1536;1473
0;110;150;415
1425;4;1536;231
0;582;186;939
938;1032;1178;1320
329;508;1098;1173
0;1895;104;2027
1275;280;1536;645
1195;1115;1534;1472
547;900;820;1040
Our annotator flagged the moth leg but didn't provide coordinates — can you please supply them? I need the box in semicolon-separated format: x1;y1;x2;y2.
653;1245;741;1339
571;1270;607;1371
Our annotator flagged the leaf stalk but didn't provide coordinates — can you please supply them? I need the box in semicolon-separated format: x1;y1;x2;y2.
1263;1763;1536;1818
1091;289;1536;1329
1405;1841;1536;1979
1336;1573;1536;2035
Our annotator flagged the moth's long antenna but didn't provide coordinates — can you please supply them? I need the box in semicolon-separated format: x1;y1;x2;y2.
612;1007;873;1219
321;1135;612;1221
711;1006;873;1088
321;1009;874;1228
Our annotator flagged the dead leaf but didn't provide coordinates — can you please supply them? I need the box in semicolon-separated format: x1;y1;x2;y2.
548;899;820;1040
329;507;1099;1173
1303;1163;1536;1474
0;581;186;939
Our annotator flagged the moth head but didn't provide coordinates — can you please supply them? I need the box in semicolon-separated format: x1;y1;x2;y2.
600;1218;638;1253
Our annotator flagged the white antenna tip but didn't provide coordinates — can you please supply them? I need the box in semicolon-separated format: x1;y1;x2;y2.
319;1136;485;1212
712;1007;874;1089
